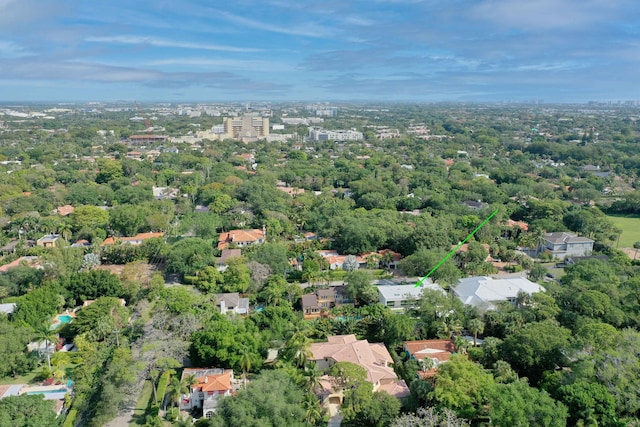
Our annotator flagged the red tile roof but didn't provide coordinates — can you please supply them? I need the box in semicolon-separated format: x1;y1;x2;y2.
403;339;455;362
217;228;265;250
56;205;74;216
100;232;164;246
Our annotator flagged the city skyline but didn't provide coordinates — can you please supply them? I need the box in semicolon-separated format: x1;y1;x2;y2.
0;0;639;103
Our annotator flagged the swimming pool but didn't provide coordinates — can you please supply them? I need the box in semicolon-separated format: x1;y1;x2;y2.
57;315;72;324
27;388;67;395
51;314;73;329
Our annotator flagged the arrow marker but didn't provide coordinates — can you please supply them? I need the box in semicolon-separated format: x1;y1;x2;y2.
415;208;499;288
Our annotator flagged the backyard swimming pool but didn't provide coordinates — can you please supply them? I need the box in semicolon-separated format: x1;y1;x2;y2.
57;315;72;324
50;314;73;329
27;388;68;395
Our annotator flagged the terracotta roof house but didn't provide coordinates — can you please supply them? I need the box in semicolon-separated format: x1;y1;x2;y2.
217;227;266;250
309;335;410;406
315;250;367;270
505;219;529;231
100;232;164;246
538;232;594;260
179;368;234;418
403;339;455;377
55;205;75;216
276;186;305;197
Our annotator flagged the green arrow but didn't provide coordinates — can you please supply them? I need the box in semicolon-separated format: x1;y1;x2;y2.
415;208;499;288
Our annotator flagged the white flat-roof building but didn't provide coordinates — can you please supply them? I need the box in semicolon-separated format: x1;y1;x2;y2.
452;276;545;311
308;127;363;142
377;281;444;310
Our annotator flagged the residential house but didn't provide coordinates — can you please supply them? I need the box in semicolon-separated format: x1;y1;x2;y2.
538;232;594;260
502;219;529;239
276;185;305;197
0;240;20;254
217;249;242;268
403;339;455;377
215;292;250;315
179;368;234;419
451;276;544;311
55;205;74;216
0;303;17;315
217;227;266;251
309;335;410;406
377;282;444;311
301;286;352;319
462;200;487;210
37;234;61;248
315;250;366;270
100;232;164;246
152;186;179;200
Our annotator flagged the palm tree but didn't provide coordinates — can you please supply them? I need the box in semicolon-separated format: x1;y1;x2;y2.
167;376;188;410
437;316;463;339
467;318;485;347
56;221;73;242
453;335;470;354
33;322;58;371
381;251;395;271
519;228;547;257
302;364;322;394
365;253;381;270
283;329;312;369
303;394;323;425
238;346;259;386
418;357;435;373
515;291;532;309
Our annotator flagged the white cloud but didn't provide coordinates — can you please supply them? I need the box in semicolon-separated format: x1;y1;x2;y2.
470;0;627;31
216;10;332;38
85;36;262;53
146;57;292;72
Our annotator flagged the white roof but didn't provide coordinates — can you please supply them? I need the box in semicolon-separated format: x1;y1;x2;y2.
377;281;444;302
452;276;544;310
0;303;17;314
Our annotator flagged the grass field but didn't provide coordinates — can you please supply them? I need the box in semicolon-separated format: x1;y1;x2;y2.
130;380;154;426
607;215;640;248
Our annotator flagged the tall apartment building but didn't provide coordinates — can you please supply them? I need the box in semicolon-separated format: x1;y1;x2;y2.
223;116;269;142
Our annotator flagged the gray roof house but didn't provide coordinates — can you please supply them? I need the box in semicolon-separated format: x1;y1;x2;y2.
539;232;594;260
452;276;545;311
215;292;250;315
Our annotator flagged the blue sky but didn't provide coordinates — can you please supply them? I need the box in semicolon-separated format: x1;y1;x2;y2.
0;0;639;102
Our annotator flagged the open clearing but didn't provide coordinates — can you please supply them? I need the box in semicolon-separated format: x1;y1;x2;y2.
607;215;640;248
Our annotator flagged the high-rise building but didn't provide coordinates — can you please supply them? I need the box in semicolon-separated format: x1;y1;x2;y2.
223;116;269;142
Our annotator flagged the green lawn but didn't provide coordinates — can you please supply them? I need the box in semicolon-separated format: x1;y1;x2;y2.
130;380;155;426
2;370;40;385
607;215;640;248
